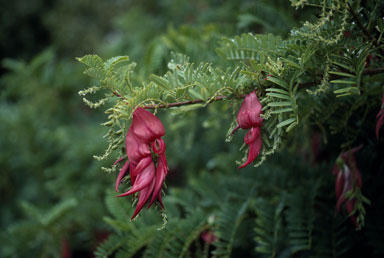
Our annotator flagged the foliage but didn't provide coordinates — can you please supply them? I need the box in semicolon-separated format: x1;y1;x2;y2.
1;0;384;257
95;151;384;257
0;50;112;256
78;0;384;168
78;0;384;257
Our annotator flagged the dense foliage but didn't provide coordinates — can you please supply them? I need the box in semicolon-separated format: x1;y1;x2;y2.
1;0;384;257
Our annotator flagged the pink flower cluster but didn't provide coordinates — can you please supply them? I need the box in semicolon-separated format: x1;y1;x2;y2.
333;146;362;227
115;92;264;218
115;108;168;219
232;91;263;168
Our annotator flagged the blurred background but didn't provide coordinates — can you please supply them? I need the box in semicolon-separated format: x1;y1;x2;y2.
1;1;383;257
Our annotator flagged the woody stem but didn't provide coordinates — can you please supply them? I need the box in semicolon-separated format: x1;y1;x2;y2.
114;67;384;109
143;95;246;109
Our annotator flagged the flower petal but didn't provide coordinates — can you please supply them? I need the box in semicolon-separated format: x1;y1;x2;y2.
151;138;165;154
244;127;260;144
132;108;165;142
113;156;126;166
335;170;344;200
237;91;263;129
148;156;168;208
231;125;241;135
115;160;130;192
125;126;151;165
130;163;137;185
131;179;156;220
160;153;168;170
131;156;153;178
239;133;262;169
117;160;155;197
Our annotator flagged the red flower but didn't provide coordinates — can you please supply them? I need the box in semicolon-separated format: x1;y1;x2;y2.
201;230;216;244
114;127;152;192
232;91;263;169
333;146;362;227
376;95;384;139
115;108;169;219
131;107;165;142
131;108;168;207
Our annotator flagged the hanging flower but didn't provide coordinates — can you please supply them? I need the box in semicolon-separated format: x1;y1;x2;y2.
115;108;169;219
333;146;363;227
232;91;263;169
131;108;168;207
376;95;384;139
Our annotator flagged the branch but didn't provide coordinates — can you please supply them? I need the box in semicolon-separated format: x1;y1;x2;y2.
143;95;246;109
347;3;378;47
142;68;384;109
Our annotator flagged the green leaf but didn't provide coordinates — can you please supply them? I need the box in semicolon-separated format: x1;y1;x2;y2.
266;92;291;100
241;70;258;77
330;80;356;85
331;61;354;72
188;88;203;99
77;55;104;68
285;121;297;132
213;199;249;258
329;71;356;78
104;56;130;70
276;118;295;128
267;76;289;89
268;102;292;107
281;58;300;69
265;88;289;95
150;74;171;90
334;87;360;96
270;108;293;114
254;198;285;256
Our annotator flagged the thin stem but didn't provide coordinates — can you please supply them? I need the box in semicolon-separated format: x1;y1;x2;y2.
347;3;378;47
143;95;246;109
113;91;122;98
138;67;384;109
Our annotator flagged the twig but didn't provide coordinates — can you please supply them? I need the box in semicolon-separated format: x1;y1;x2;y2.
347;3;378;47
113;91;122;98
143;95;246;109
140;68;384;109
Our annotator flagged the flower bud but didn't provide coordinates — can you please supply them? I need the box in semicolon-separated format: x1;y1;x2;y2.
232;91;263;169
